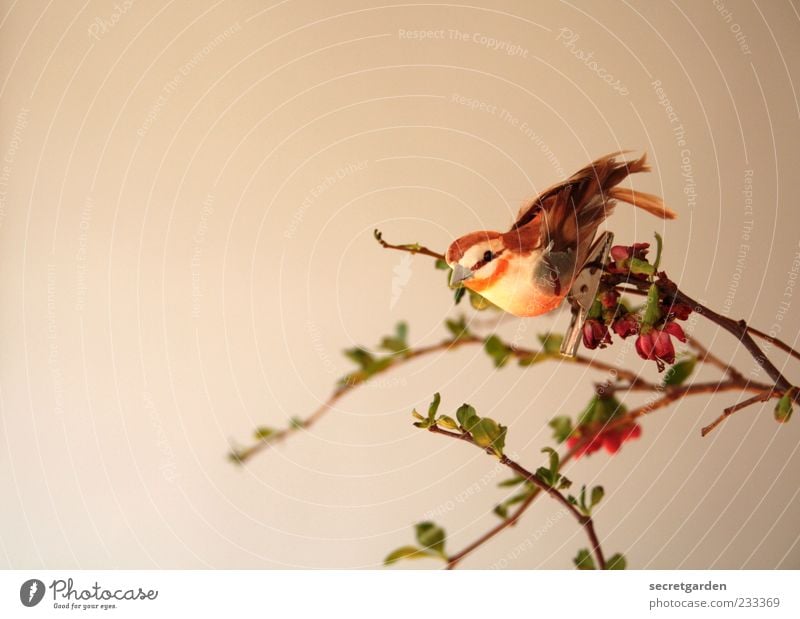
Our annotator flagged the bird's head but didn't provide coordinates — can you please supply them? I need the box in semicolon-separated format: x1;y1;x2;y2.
445;231;510;293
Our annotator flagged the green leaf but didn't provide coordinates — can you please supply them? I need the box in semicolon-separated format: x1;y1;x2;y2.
606;553;627;570
541;447;560;477
663;357;697;386
641;283;662;327
574;548;596;570
414;522;446;557
536;466;555;487
629;257;655;276
590;486;605;509
434;258;449;270
538;333;564;355
549;416;573;443
384;546;428;565
437;415;459;430
254;426;274;440
493;504;508;519
469;290;497;311
775;391;794;423
652;232;663;273
344;347;375;370
445;316;470;340
484;335;512;368
380;322;409;353
454;286;466;305
289;417;305;429
456;403;479;430
470;417;506;457
427;392;441;422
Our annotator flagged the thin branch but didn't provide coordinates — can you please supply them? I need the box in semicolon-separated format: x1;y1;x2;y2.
686;335;745;382
746;325;800;363
428;425;606;570
700;390;776;437
373;229;445;261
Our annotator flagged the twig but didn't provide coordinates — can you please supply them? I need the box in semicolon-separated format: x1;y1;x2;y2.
746;325;800;363
428;426;606;570
373;229;445;261
700;390;776;437
686;335;745;382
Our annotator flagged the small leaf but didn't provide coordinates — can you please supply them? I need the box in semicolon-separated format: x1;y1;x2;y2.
445;316;470;340
289;417;305;429
663;357;696;386
541;447;560;477
454;286;466;305
344;347;375;370
380;322;409;353
574;548;596;570
414;522;446;557
652;232;663;272
493;504;508;519
538;333;564;355
558;476;572;490
641;283;662;327
536;466;554;487
434;258;449;270
456;403;479;430
549;416;573;443
606;553;627;570
254;427;274;440
484;335;512;368
384;546;427;565
436;415;459;430
775;390;794;424
590;486;605;509
427;393;442;422
629;257;655;276
470;417;506;457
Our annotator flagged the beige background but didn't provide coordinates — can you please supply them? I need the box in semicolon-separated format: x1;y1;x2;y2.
1;0;800;569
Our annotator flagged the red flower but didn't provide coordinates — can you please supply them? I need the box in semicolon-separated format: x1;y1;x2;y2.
663;302;692;320
600;289;619;310
612;313;639;339
635;322;686;369
582;318;611;350
567;422;642;458
610;242;650;262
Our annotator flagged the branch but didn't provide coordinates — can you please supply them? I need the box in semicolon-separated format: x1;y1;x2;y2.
428;425;606;570
700;390;776;437
373;229;445;261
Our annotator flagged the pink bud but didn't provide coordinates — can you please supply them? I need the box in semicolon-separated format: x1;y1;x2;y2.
612;314;639;339
610;245;630;261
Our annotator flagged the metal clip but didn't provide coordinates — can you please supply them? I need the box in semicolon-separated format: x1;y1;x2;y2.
560;231;615;357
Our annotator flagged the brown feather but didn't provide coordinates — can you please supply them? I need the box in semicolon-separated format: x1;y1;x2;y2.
506;152;674;262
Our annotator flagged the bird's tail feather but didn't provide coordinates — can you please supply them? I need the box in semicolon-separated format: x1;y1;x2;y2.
607;187;677;220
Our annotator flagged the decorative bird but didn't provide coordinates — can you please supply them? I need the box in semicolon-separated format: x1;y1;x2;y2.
446;152;676;319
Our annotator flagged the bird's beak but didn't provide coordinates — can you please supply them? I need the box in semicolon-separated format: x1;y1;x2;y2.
449;264;474;287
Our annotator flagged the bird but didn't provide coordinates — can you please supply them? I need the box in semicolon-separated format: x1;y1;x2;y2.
446;152;676;318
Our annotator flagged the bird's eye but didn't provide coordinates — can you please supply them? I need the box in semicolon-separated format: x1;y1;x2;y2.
483;250;493;263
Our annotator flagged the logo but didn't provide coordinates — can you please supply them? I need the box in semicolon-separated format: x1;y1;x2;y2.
20;579;45;607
